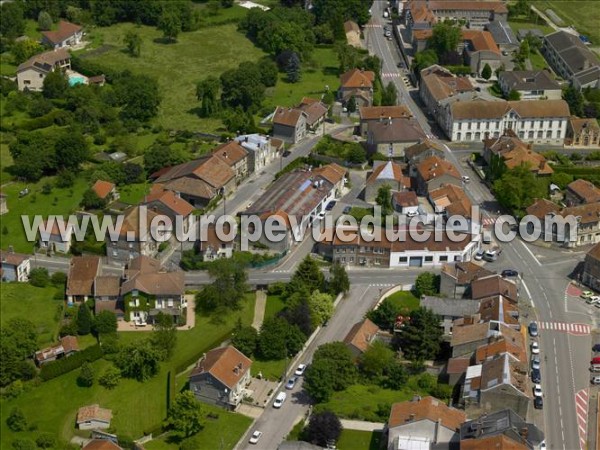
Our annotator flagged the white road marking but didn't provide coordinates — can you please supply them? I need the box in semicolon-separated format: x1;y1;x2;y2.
520;279;535;307
517;240;542;266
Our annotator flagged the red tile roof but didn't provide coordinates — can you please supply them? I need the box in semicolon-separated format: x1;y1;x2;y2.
42;21;81;45
462;29;500;55
340;68;375;89
76;404;112;424
273;107;307;127
212;141;248;166
92;180;115;200
567;179;600;204
144;189;194;217
313;163;346;186
83;440;122;450
359;106;412;121
190;346;252;390
66;256;101;297
417;156;461;182
344;319;380;353
388;396;466;430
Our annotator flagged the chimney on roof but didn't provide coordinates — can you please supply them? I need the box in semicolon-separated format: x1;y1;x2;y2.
245;136;249;142
407;414;416;422
520;427;529;440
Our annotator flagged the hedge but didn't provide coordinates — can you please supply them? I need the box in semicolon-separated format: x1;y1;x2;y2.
39;344;104;381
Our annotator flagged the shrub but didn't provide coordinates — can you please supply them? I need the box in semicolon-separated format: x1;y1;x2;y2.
6;407;27;431
11;439;36;450
98;365;121;389
28;268;50;287
35;433;56;449
39;345;103;381
77;362;95;387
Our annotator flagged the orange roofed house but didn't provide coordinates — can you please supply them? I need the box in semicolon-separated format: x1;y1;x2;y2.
189;346;252;410
582;242;600;291
365;161;410;203
565;178;600;206
415;156;462;195
76;404;112;430
272;106;308;144
41;20;82;50
92;180;119;203
34;335;79;366
386;396;466;450
344;318;380;358
338;68;375;108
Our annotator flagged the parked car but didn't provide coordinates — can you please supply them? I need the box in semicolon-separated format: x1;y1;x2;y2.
282;150;291;157
406;210;418;217
294;364;307;376
533;384;543;397
285;377;297;390
581;291;594;299
531;342;540;354
531;356;541;370
593;344;600;352
343;206;352;214
528;322;539;337
586;296;600;304
502;269;518;278
483;250;498;262
474;250;485;261
273;392;287;408
461;175;470;182
592;376;600;385
531;368;541;383
249;431;263;445
534;396;543;410
325;200;337;211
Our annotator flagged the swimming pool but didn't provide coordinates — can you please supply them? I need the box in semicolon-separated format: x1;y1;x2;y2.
69;76;86;86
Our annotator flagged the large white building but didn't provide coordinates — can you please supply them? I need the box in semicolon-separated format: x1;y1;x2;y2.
446;99;570;144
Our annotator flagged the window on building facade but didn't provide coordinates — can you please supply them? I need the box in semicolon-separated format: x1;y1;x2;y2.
399;257;408;263
440;255;448;262
425;256;433;262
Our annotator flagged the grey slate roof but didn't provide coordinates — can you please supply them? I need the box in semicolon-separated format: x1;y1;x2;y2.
485;21;517;46
517;29;543;41
498;70;560;91
544;30;600;85
420;296;480;317
460;409;544;447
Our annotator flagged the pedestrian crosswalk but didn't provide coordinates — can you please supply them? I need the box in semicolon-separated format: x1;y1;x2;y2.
537;322;591;335
271;269;291;273
364;24;382;28
381;72;401;78
369;283;395;288
575;388;589;450
481;217;496;227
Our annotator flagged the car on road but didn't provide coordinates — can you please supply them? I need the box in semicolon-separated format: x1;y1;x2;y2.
502;269;518;278
325;200;337;211
586;296;600;304
249;431;263;444
282;150;291;158
461;175;470;182
294;364;307;376
593;344;600;352
531;342;540;354
483;250;498;262
531;368;541;383
474;250;485;261
343;206;352;214
592;376;600;385
285;377;297;390
528;322;539;337
407;210;418;217
581;291;595;299
534;396;543;410
273;391;287;408
533;384;543;397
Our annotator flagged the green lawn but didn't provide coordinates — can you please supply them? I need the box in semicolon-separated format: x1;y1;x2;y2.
507;18;554;36
529;49;549;70
1;283;60;346
0;141;14;185
80;23;266;132
0;176;89;252
532;0;600;43
0;294;256;448
264;294;285;320
118;182;150;205
337;430;383;450
315;383;424;422
252;358;287;381
144;404;252;450
384;291;420;315
263;47;340;112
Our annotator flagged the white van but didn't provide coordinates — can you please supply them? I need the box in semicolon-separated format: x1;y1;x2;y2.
273;392;287;408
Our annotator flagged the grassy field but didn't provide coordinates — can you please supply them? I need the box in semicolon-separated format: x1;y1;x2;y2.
0;284;60;346
262;47;340;112
507;18;554;36
80;23;266;132
316;384;417;422
0;141;14;185
264;294;285;320
0;294;256;448
252;358;287;381
532;0;600;43
529;49;548;70
384;291;420;314
118;182;150;205
337;430;383;450
0;176;89;252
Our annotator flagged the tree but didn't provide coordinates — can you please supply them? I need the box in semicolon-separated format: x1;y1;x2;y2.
304;342;357;402
328;262;350;295
1;2;25;39
286;52;301;83
164;391;205;438
220;63;266;112
306;411;342;447
123;30;142;57
195;76;220;117
221;0;235;7
367;297;404;331
346;144;367;163
412;50;438;79
114;73;161;122
37;11;52;30
381;82;397;106
231;323;258;357
93;310;118;336
258;317;305;360
55;129;89;171
41;69;69;99
398;307;443;361
414;272;440;297
335;43;361;73
116;339;162;381
28;267;49;287
76;302;93;335
11;39;44;65
346;96;356;113
550;172;573;189
0;319;37;386
123;163;145;184
144;144;188;177
223;107;256;134
382;361;408;390
429;22;461;58
35;433;56;449
150;312;177;360
308;290;334;328
11;439;36;450
158;9;181;42
80;188;107;210
312;0;370;26
98;365;121;389
493;165;547;215
77;362;95;387
507;89;521;101
6;407;27;432
563;86;584;117
481;63;492;80
288;256;325;294
376;184;393;216
196;259;248;313
359;341;396;380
